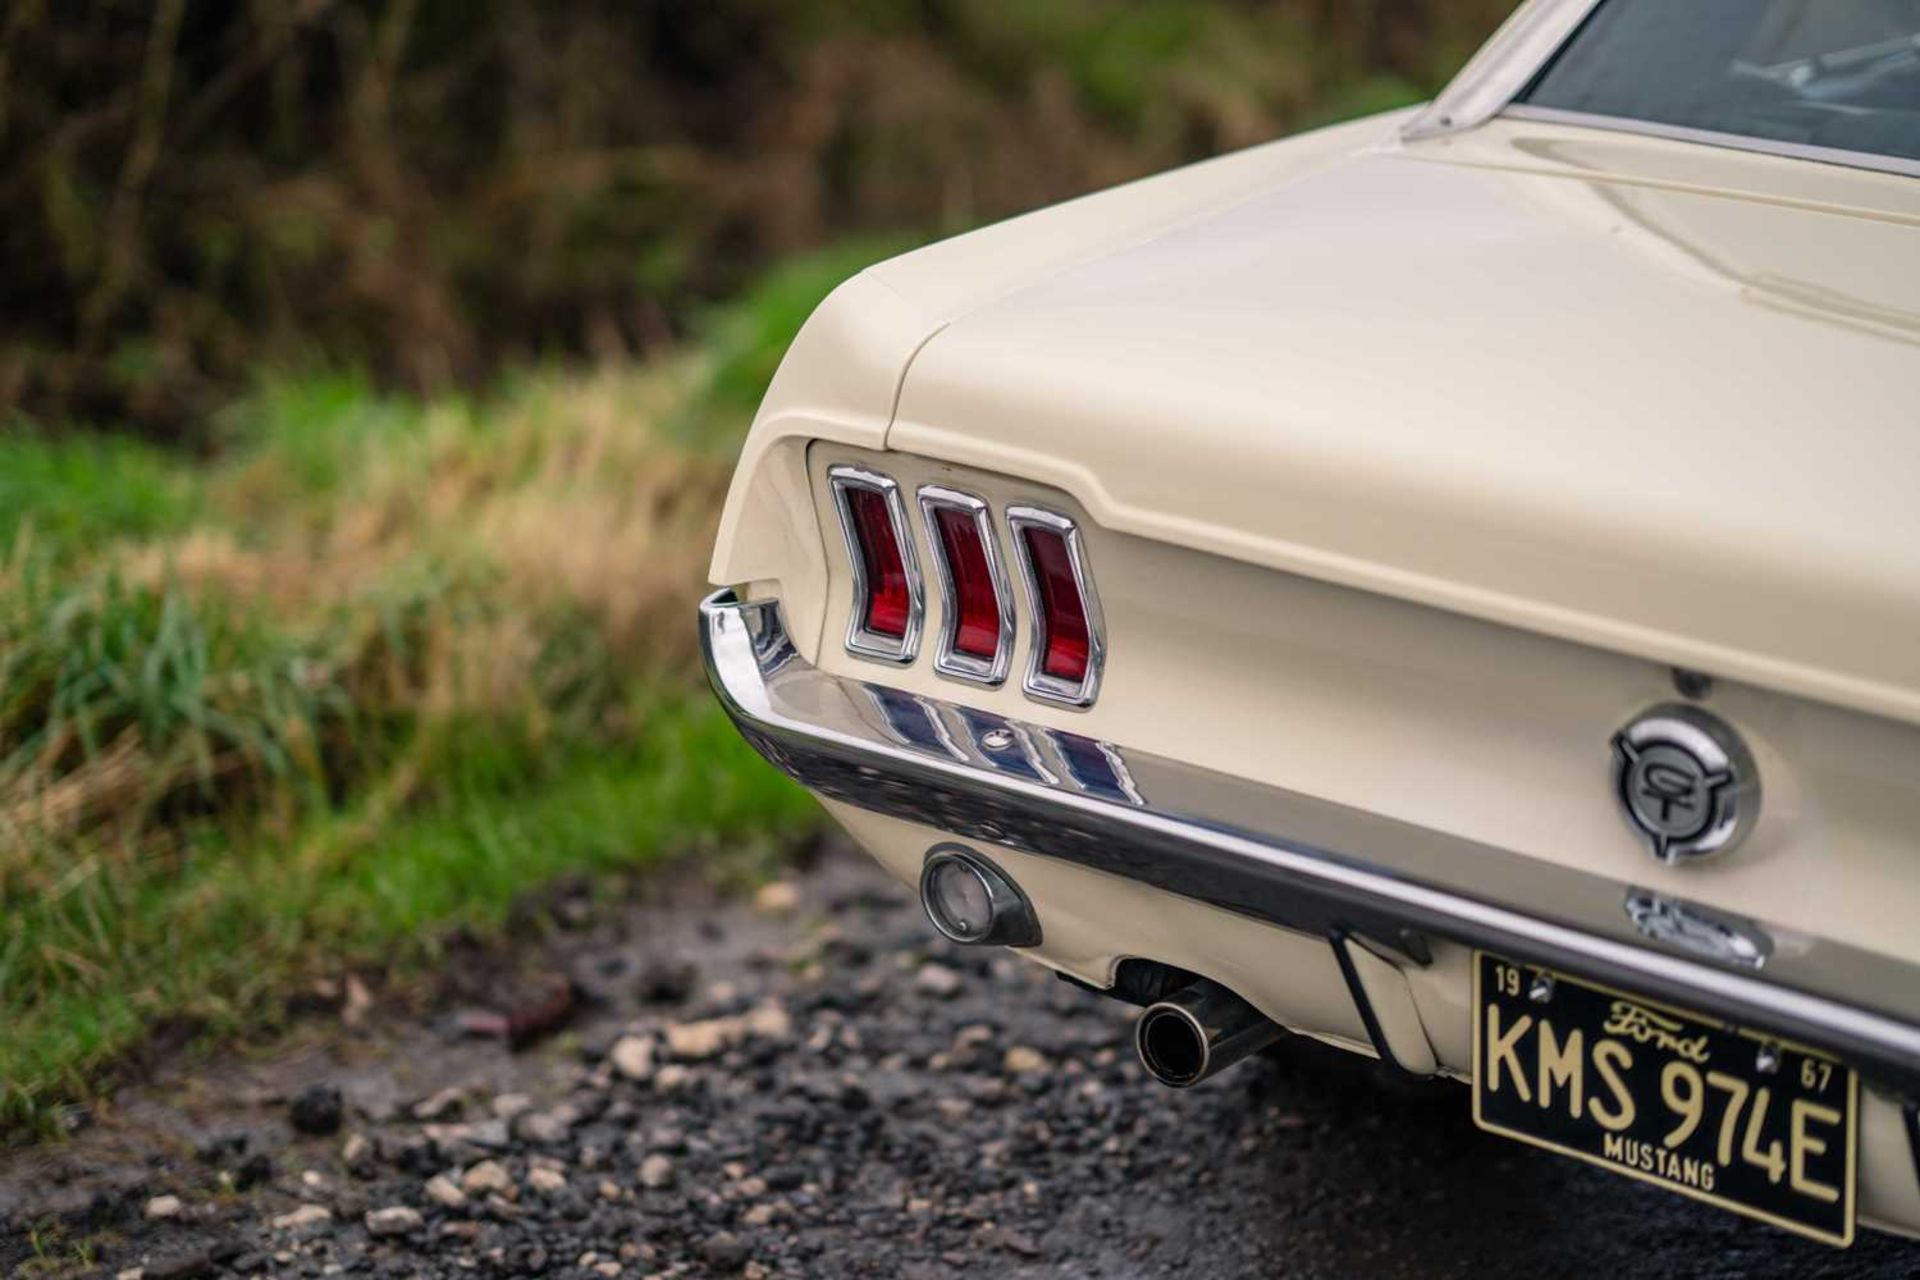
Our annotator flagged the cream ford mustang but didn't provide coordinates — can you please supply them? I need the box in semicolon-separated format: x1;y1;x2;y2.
700;0;1920;1248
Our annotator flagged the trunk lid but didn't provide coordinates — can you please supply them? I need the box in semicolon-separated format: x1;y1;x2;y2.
887;119;1920;724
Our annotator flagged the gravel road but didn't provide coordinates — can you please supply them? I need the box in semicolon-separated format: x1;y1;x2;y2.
7;838;1919;1280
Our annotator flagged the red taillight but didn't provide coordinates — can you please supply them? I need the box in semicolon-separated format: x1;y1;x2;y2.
1009;505;1100;705
1022;526;1090;682
844;486;911;639
830;466;921;662
918;486;1011;685
934;508;1001;659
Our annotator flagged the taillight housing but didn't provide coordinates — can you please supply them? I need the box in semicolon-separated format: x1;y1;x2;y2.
1008;505;1104;707
917;485;1014;686
828;465;923;663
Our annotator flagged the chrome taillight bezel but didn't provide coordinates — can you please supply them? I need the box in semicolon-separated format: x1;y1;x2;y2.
1007;504;1105;709
827;464;924;664
916;485;1016;688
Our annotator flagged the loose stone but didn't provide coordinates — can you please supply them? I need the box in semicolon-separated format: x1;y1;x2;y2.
365;1205;423;1237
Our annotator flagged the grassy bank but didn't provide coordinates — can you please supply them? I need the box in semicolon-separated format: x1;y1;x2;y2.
0;245;907;1132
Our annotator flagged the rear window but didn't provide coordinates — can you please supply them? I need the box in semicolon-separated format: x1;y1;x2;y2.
1522;0;1920;164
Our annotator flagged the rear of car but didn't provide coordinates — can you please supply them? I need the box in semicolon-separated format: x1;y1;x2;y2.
703;0;1920;1248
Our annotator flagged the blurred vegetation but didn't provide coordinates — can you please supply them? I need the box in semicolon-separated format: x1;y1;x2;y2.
0;1;1514;1133
3;0;1509;440
0;261;873;1136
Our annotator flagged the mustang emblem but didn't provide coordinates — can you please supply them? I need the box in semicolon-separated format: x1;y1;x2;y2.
1611;705;1760;864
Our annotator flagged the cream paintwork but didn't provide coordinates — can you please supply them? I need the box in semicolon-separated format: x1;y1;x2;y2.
709;102;1920;1235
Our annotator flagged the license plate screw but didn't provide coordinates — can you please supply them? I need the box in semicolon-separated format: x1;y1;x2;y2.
1755;1043;1781;1075
981;729;1016;751
1528;973;1555;1004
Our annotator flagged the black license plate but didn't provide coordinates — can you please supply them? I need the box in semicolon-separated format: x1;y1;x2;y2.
1472;952;1857;1245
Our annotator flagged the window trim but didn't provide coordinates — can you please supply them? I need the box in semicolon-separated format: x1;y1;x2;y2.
1402;0;1605;139
1404;0;1920;180
1501;103;1920;181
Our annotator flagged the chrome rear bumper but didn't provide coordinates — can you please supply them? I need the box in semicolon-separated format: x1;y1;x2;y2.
700;589;1920;1097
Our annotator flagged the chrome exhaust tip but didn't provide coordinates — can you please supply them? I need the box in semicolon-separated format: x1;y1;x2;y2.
1135;979;1281;1088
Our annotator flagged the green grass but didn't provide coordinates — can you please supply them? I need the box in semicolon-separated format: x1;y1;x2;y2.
214;372;435;499
0;247;904;1135
3;696;812;1126
0;428;194;564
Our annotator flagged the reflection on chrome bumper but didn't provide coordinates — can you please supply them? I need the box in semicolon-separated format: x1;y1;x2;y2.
699;589;1920;1096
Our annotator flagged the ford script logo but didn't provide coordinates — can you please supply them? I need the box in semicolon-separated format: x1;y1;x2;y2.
1611;704;1760;864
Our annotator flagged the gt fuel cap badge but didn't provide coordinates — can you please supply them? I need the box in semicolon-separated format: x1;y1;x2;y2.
1611;703;1760;865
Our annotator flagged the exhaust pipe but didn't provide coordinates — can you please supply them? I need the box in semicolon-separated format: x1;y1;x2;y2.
1135;979;1281;1088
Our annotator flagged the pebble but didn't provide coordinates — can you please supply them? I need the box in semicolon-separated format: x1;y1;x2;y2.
411;1086;465;1121
526;1166;568;1194
144;1253;214;1280
144;1194;184;1221
424;1173;468;1208
269;1204;332;1232
220;1147;269;1191
635;958;698;1005
740;1000;791;1040
461;1159;514;1195
664;1017;733;1061
701;1231;749;1272
638;1153;674;1189
1003;1045;1048;1075
490;1092;533;1119
914;963;963;998
985;1225;1041;1257
365;1205;423;1237
514;1104;578;1144
753;880;801;916
609;1035;655;1081
340;1132;375;1177
288;1083;344;1136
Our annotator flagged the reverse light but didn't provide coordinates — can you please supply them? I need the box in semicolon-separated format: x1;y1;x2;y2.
828;466;923;663
918;486;1014;685
920;844;1041;947
1008;505;1104;707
